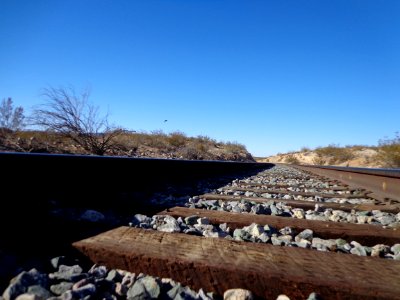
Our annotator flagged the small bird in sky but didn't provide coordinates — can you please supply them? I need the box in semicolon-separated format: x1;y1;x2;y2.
164;120;168;122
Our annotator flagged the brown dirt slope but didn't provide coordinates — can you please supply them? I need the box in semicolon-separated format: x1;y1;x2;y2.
257;147;381;168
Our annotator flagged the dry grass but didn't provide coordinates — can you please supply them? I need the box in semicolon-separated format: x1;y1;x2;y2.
224;141;247;153
167;131;187;148
313;144;355;165
300;146;311;152
285;154;300;164
1;129;253;161
263;134;400;168
375;133;400;168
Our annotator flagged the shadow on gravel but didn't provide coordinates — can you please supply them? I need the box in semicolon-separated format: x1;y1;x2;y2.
0;153;273;290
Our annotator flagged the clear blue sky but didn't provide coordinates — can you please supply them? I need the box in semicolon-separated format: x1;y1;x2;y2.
1;0;399;156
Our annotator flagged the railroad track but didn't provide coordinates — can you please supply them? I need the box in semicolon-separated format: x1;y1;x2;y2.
73;163;400;299
1;154;399;299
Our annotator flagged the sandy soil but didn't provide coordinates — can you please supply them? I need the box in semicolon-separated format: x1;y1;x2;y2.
257;148;382;168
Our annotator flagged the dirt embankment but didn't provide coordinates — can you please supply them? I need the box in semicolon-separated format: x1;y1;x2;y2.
0;130;255;162
257;147;382;168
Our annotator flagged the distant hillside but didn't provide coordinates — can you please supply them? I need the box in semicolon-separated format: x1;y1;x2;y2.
257;142;400;168
0;130;255;162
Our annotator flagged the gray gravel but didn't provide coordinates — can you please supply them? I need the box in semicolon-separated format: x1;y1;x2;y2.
2;165;395;300
1;257;321;300
187;165;400;228
1;259;216;300
129;214;400;260
215;165;374;205
186;197;400;228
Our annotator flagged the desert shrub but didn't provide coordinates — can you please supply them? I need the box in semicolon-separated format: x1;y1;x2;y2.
0;127;13;139
196;135;216;145
192;140;209;153
168;131;187;148
300;146;311;152
285;154;300;164
312;156;327;165
224;141;247;154
121;130;168;149
375;133;400;168
113;132;142;153
0;98;25;131
0;98;25;136
179;145;204;160
314;144;354;165
345;144;366;151
31;87;123;155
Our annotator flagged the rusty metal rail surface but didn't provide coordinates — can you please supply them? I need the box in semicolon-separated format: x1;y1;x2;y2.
293;164;400;203
300;165;400;178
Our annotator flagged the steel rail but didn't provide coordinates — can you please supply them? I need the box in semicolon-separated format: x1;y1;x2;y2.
293;164;400;203
301;164;400;178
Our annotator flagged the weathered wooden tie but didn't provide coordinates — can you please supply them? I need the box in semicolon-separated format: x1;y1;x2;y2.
200;193;400;213
237;182;356;192
222;187;369;199
73;226;400;300
158;207;400;246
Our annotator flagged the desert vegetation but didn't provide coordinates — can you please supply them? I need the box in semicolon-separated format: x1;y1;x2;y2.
285;154;300;164
375;133;400;168
31;87;124;155
259;136;400;168
0;129;252;161
0;89;253;162
312;144;355;165
0;98;25;135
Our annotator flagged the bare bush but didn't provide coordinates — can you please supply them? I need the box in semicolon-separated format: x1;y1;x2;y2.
0;98;25;134
31;87;123;155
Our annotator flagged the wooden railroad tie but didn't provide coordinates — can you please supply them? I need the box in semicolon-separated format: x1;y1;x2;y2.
158;207;400;246
73;226;400;300
200;193;400;213
237;182;356;192
222;187;369;199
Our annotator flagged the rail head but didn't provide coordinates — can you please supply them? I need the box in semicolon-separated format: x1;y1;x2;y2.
291;164;400;203
0;152;274;190
0;151;272;166
299;164;400;179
